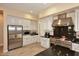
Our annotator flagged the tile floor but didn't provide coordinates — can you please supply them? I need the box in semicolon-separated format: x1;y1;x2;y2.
2;43;46;56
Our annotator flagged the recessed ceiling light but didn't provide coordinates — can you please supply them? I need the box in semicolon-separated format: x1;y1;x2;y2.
30;10;33;13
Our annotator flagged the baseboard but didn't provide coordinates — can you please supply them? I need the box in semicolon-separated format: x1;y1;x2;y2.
0;43;3;46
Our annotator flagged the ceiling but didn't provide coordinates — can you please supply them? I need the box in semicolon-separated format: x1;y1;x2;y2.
0;3;79;18
0;3;54;15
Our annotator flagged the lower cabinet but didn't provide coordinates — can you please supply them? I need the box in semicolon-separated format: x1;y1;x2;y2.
23;35;51;48
23;35;40;46
72;43;79;52
40;38;50;48
23;36;31;46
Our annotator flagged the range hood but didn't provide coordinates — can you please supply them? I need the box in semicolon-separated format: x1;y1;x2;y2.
52;17;74;26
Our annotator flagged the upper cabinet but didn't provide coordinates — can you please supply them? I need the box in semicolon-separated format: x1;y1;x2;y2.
7;16;17;25
31;20;38;31
38;16;53;36
22;19;31;30
74;9;79;31
6;15;38;30
6;15;31;30
39;16;53;31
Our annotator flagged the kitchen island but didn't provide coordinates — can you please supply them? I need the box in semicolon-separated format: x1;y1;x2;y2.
36;37;79;56
36;44;79;56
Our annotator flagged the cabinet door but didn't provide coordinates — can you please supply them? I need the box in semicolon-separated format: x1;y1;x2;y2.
38;16;53;36
31;21;37;31
23;38;27;46
41;38;50;48
26;20;31;30
38;21;45;36
7;16;16;25
23;37;31;46
22;19;31;30
29;36;33;44
41;38;47;48
18;18;23;25
75;10;79;31
7;15;23;25
72;43;79;52
35;36;40;42
32;36;36;43
37;36;41;42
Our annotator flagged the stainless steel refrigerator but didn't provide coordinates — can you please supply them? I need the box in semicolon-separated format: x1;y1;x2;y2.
7;25;23;51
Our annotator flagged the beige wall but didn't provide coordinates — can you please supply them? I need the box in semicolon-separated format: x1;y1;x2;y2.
0;14;3;46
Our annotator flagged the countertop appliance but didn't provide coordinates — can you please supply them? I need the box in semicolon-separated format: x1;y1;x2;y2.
7;25;23;51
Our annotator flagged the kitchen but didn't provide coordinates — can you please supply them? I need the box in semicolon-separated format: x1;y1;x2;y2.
0;3;79;56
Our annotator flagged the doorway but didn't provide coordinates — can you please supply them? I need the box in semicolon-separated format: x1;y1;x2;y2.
0;10;3;55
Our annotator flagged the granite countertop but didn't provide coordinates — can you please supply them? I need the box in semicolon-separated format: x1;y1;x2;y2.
36;45;79;56
72;39;79;44
40;36;50;38
23;34;38;36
